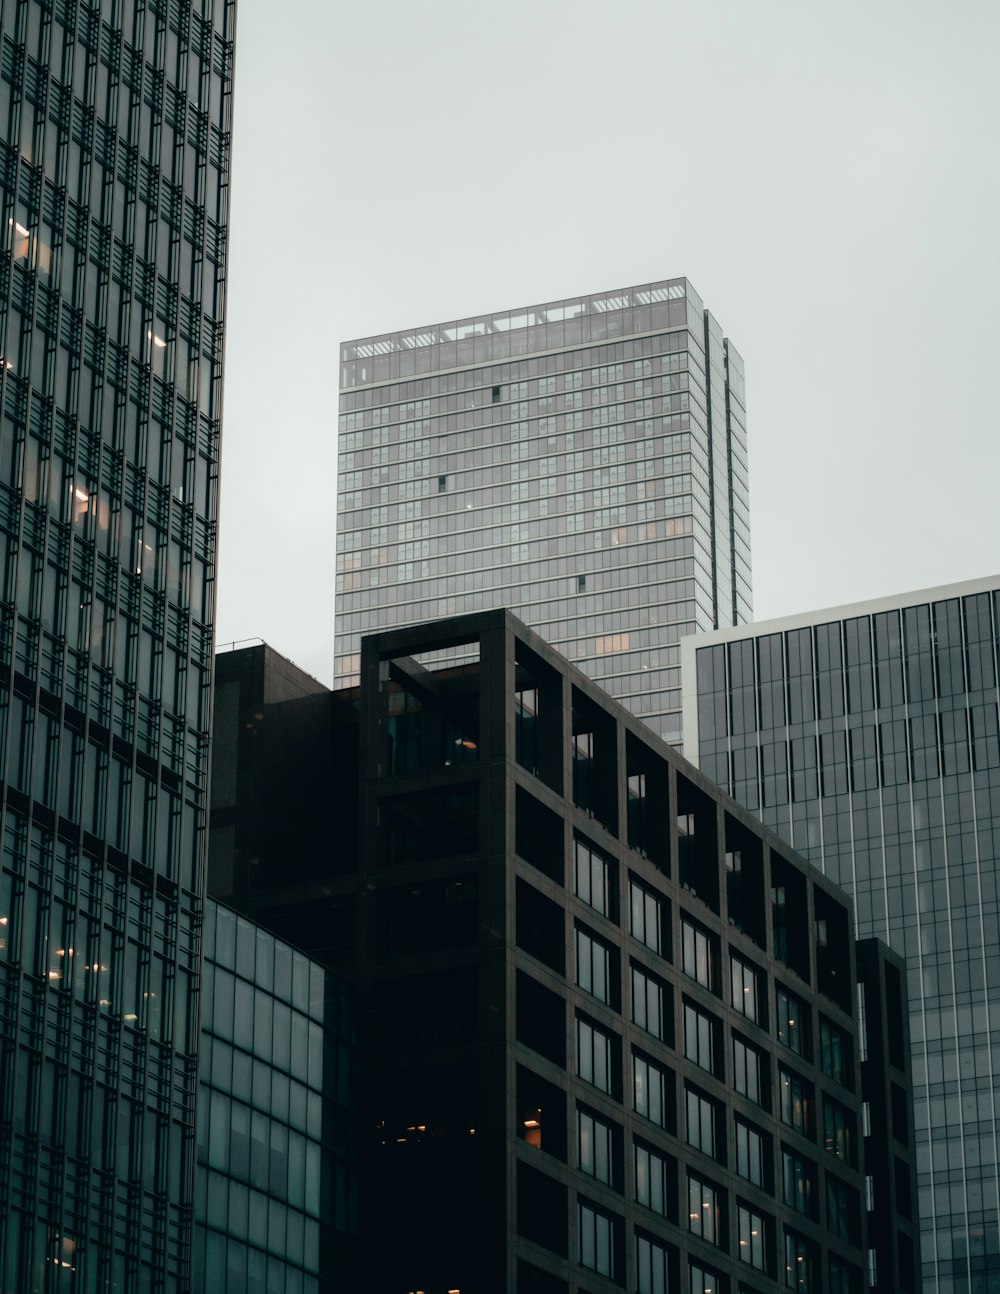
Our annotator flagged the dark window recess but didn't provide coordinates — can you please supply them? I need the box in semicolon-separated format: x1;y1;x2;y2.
884;960;906;1069
898;1231;915;1291
438;475;447;492
891;1082;909;1146
676;773;719;912
376;1061;480;1284
770;852;809;980
815;888;851;1011
516;971;566;1068
384;784;479;865
516;1162;568;1257
572;688;618;834
626;735;669;872
515;641;563;792
376;967;478;1047
516;1065;567;1161
516;878;566;975
515;787;564;884
894;1155;912;1219
378;876;479;956
385;660;480;775
491;385;501;403
723;814;765;946
577;575;586;592
378;1059;478;1150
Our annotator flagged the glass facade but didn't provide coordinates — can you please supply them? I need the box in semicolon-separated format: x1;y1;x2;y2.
0;0;233;1287
684;578;1000;1293
336;278;752;744
193;901;360;1294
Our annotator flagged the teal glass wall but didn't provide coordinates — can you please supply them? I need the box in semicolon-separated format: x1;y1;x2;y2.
690;583;1000;1294
194;901;360;1294
0;0;233;1287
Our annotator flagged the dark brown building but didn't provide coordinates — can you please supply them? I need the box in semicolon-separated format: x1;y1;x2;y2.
210;611;920;1294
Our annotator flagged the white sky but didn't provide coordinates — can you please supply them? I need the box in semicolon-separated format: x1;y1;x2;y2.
215;0;1000;686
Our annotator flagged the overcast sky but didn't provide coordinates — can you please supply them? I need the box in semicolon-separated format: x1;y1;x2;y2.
215;0;1000;685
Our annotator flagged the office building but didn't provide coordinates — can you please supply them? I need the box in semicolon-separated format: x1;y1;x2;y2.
335;278;752;745
0;0;234;1287
681;575;1000;1294
212;610;921;1294
193;898;360;1294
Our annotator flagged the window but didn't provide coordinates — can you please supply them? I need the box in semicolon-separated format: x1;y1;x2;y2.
733;1035;766;1107
823;1097;856;1165
682;918;716;991
782;1150;817;1218
578;1107;614;1185
687;1174;722;1245
776;986;807;1057
731;954;762;1024
631;963;665;1040
577;1016;614;1095
779;1069;813;1136
830;1255;863;1294
630;878;662;953
785;1229;817;1291
578;1200;615;1279
688;1259;724;1294
575;837;611;917
685;1085;719;1159
437;475;447;491
633;1052;669;1128
738;1203;768;1271
635;1141;671;1217
576;926;614;1006
683;1001;718;1075
820;1018;851;1087
826;1173;860;1243
736;1117;767;1187
636;1233;670;1294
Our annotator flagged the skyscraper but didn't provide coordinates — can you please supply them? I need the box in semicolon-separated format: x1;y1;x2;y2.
0;0;234;1286
336;277;751;745
681;575;1000;1293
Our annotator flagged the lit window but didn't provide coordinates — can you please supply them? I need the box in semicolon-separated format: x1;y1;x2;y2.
687;1174;722;1245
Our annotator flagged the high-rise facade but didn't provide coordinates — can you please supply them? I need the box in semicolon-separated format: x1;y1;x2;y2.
681;575;1000;1294
336;278;752;745
212;610;922;1294
193;899;360;1294
0;0;234;1287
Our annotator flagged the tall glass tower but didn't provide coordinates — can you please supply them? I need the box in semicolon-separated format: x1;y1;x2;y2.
336;278;752;745
681;575;1000;1294
0;0;234;1287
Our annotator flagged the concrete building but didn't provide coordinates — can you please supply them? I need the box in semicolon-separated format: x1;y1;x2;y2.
335;278;751;745
212;611;921;1294
681;575;1000;1293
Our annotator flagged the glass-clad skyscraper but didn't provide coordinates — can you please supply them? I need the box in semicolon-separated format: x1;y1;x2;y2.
681;575;1000;1294
194;900;360;1294
0;0;234;1287
336;278;752;744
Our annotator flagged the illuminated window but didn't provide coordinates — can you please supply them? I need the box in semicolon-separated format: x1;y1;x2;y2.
595;632;631;654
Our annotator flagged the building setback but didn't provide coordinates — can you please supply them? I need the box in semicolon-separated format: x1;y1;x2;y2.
681;576;1000;1294
0;0;234;1287
335;278;752;746
212;610;921;1294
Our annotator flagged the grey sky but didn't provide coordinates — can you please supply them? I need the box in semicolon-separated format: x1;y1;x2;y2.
216;0;1000;685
